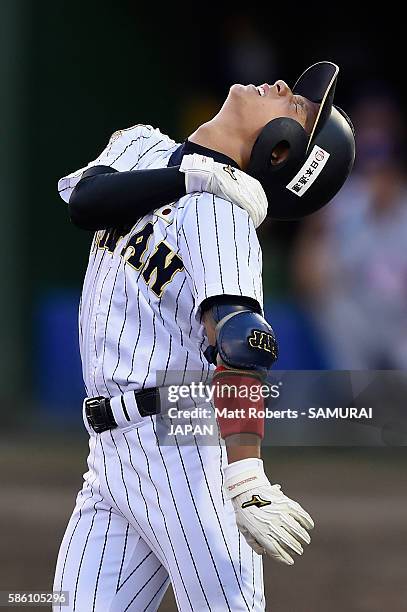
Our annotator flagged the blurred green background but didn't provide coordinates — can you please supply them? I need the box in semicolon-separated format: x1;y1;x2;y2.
1;2;406;611
4;3;407;408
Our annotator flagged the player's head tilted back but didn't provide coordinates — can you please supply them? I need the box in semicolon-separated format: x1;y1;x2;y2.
192;61;355;220
219;78;319;147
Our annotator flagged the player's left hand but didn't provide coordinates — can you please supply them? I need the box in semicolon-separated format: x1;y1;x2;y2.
223;458;314;565
179;154;268;228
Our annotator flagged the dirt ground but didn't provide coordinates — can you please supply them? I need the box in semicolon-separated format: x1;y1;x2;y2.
0;433;406;612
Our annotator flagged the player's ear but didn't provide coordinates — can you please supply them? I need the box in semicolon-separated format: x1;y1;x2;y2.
270;141;289;166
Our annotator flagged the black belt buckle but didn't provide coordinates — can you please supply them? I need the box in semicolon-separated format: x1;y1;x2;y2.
135;388;161;417
85;396;117;433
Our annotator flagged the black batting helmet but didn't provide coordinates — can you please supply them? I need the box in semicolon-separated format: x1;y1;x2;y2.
247;61;355;220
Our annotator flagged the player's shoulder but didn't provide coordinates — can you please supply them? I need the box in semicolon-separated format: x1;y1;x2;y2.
179;191;252;216
175;192;220;219
180;191;238;209
176;191;253;229
110;123;178;170
108;123;176;150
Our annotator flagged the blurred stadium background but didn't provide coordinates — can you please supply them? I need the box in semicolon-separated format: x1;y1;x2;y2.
1;2;406;610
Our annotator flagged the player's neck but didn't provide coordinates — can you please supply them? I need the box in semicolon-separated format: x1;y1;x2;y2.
189;117;255;170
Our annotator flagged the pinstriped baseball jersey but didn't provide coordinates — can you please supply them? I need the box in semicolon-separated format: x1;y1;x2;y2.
54;125;266;612
58;125;263;398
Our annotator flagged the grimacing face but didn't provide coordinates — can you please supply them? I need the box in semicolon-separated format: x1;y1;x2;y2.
226;80;319;137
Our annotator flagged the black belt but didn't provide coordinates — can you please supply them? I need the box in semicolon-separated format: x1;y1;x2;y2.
85;388;160;434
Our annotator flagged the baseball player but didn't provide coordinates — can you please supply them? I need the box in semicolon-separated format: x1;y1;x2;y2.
54;61;355;611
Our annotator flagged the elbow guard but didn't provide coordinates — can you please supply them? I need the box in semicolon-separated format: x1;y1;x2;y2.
205;309;278;371
216;310;278;371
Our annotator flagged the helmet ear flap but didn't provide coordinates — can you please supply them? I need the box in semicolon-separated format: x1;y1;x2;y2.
246;64;355;221
247;118;309;187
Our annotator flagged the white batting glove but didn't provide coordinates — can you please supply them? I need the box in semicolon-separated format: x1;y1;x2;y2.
179;153;268;228
224;458;314;565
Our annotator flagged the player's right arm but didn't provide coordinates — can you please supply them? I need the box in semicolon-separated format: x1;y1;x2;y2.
179;194;314;564
58;125;267;230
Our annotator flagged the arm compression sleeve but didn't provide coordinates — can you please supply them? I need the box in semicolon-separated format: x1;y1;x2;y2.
68;165;186;230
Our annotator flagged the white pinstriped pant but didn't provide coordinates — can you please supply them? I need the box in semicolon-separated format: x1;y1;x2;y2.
53;409;265;611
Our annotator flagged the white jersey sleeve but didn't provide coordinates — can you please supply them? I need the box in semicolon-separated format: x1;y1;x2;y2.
58;124;170;203
178;193;263;316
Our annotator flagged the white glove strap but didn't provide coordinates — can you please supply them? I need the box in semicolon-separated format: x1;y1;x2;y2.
223;458;270;500
179;153;214;193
